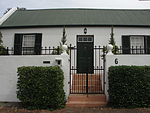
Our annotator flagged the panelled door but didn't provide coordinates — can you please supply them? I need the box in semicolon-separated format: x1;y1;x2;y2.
77;35;94;73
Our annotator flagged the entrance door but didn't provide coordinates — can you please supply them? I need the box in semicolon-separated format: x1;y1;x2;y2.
77;35;94;74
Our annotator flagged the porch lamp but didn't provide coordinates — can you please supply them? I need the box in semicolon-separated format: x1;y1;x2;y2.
84;28;87;34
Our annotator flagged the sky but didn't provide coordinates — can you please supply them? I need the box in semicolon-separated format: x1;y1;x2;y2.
0;0;150;16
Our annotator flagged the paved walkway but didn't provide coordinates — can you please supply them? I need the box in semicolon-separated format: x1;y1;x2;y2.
0;107;150;113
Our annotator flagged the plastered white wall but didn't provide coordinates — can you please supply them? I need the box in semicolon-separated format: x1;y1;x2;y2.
1;27;150;48
0;55;69;102
106;55;150;67
105;54;150;100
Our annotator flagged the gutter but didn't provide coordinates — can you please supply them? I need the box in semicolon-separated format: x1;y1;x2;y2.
1;24;150;29
0;7;17;25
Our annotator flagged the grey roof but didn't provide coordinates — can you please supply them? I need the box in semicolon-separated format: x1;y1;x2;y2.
1;8;150;28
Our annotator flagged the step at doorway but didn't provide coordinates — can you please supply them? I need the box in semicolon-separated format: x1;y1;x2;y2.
66;94;107;107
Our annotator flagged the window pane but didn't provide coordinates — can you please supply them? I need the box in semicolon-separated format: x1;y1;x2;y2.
78;36;93;42
78;37;82;42
23;35;35;47
22;47;34;55
22;35;35;54
88;37;92;42
83;37;87;41
130;36;144;54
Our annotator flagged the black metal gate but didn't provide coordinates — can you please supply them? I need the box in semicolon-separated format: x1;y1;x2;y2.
69;44;106;94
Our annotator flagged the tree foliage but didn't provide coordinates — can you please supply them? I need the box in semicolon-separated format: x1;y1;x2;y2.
52;27;68;54
0;32;3;45
61;27;67;45
108;26;119;54
0;32;7;55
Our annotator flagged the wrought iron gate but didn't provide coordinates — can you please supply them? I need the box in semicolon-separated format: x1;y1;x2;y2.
69;44;106;94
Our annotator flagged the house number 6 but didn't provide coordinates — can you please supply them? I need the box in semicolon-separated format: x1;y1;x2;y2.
115;58;118;64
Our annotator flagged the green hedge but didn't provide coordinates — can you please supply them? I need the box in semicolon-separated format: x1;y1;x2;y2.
17;66;66;110
0;46;8;55
108;66;150;108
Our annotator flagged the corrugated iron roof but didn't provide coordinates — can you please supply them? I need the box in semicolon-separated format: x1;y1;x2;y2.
1;8;150;28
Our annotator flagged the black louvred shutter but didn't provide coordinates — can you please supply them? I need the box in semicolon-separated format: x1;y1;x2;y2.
145;36;150;54
14;34;23;55
122;36;130;54
35;33;42;55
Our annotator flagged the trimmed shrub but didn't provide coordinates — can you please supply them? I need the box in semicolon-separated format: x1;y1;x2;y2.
0;46;8;55
17;66;65;110
108;66;150;108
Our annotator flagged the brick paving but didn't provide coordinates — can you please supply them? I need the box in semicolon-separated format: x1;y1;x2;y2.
0;107;150;113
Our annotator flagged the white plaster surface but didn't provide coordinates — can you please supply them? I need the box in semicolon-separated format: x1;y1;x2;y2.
1;27;150;48
0;55;70;102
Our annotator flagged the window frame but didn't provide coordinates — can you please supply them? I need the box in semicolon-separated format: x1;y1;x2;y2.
122;35;150;54
130;36;145;54
14;33;42;55
77;35;94;42
22;34;36;48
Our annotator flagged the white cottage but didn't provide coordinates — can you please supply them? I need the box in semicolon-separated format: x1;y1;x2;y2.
0;8;150;106
0;8;150;54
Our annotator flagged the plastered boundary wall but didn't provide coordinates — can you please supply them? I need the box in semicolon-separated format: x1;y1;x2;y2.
1;54;150;102
105;55;150;100
0;55;69;102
